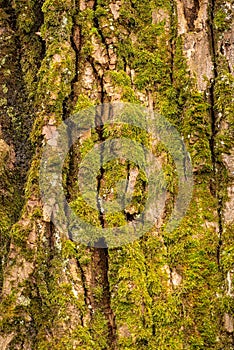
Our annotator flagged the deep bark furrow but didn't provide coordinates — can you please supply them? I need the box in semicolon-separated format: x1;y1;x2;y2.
208;0;224;268
0;1;233;348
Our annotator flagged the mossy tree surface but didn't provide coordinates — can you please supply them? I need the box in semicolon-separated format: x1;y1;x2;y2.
0;0;233;349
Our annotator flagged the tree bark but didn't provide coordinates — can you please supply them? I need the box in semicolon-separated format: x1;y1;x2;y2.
0;0;233;349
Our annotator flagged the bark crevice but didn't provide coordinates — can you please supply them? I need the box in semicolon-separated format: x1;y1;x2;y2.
208;0;224;269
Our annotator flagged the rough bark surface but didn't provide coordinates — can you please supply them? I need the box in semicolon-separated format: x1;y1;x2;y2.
0;0;233;349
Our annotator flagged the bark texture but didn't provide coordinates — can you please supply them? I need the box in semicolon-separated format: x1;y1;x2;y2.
0;0;234;349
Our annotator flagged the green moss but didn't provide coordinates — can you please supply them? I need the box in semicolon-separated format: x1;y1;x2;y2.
74;94;94;113
24;152;42;199
62;240;92;265
70;195;101;228
1;0;233;348
34;0;75;121
214;4;232;32
10;224;32;245
12;0;44;92
109;242;153;349
109;71;131;87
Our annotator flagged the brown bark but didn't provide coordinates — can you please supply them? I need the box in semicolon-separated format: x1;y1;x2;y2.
0;0;233;349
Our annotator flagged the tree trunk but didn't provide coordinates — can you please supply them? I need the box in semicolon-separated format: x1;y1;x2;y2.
0;0;233;349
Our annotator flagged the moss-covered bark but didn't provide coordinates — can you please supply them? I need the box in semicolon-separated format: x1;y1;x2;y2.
0;0;233;349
